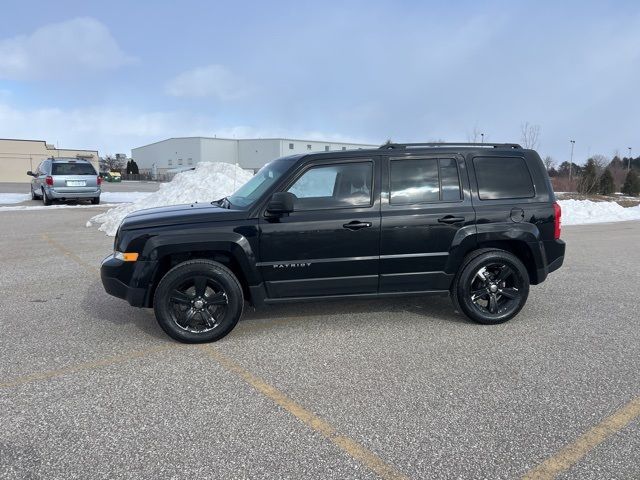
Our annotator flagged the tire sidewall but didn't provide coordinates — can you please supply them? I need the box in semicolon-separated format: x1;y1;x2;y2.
154;260;243;343
456;251;530;324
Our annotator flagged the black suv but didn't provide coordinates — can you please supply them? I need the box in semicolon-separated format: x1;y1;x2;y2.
101;143;565;343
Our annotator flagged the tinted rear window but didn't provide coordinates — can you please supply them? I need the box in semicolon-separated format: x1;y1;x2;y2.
473;157;534;200
390;158;461;204
52;163;97;175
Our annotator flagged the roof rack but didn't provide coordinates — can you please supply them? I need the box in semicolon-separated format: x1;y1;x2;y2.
379;142;522;150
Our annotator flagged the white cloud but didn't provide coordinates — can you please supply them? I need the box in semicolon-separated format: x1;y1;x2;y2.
165;64;252;100
0;17;135;80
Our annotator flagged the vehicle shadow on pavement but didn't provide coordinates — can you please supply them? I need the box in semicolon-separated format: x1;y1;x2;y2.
82;279;167;341
240;294;466;325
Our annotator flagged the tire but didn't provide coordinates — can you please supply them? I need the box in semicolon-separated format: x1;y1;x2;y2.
91;196;100;205
153;259;244;343
452;249;529;325
31;187;40;200
42;189;52;206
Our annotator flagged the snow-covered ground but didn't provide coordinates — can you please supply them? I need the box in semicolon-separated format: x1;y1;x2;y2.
0;191;150;206
100;191;152;203
0;193;30;204
88;162;253;235
0;203;120;212
559;199;640;225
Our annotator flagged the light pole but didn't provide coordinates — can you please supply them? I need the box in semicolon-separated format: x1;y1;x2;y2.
569;140;575;187
481;133;485;144
629;147;633;171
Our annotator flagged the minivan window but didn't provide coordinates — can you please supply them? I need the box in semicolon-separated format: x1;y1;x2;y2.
52;163;97;175
474;156;534;200
288;162;372;210
390;158;461;204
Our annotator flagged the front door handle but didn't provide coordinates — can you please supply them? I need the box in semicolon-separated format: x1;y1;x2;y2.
343;221;372;230
438;215;465;224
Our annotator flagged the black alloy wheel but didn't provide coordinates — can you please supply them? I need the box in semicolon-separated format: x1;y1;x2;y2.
453;249;530;325
469;263;523;316
168;276;229;333
154;259;244;343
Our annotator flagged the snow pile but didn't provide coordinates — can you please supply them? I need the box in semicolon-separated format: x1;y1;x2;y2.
88;162;253;236
0;193;30;204
559;199;640;225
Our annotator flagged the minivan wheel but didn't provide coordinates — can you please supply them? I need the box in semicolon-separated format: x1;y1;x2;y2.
91;196;100;205
153;259;244;343
453;250;529;325
42;189;52;206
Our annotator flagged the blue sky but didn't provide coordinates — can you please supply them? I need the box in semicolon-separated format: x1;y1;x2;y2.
1;0;639;163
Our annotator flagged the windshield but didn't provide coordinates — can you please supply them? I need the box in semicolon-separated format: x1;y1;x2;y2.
227;158;293;207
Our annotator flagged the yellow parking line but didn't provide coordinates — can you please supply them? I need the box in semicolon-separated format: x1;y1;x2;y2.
522;396;640;479
0;345;178;388
41;233;98;273
202;346;408;480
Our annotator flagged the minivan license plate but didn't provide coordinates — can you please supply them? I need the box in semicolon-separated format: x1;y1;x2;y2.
67;180;86;186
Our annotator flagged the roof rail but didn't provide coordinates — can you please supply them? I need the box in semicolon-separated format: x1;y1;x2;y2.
379;142;522;150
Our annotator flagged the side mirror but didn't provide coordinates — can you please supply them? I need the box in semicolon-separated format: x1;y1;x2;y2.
266;191;295;215
27;171;35;177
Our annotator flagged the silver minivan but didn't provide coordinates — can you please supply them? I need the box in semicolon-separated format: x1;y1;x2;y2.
28;158;102;205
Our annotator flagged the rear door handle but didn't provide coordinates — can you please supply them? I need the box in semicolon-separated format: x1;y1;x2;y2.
343;221;372;230
438;215;465;224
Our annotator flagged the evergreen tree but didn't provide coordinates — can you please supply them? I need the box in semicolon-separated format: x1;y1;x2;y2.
577;159;598;194
131;160;139;175
598;169;615;195
621;169;640;196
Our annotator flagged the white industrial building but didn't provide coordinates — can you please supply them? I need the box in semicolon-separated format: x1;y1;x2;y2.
131;137;378;174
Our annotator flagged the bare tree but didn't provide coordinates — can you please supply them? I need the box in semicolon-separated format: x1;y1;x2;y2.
100;154;126;172
590;154;609;176
466;125;483;143
543;155;554;170
520;122;541;149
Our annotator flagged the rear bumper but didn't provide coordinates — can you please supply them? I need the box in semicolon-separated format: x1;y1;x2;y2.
48;187;100;199
533;239;565;283
100;254;155;307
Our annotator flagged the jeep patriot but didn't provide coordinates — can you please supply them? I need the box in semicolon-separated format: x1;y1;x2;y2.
101;142;565;343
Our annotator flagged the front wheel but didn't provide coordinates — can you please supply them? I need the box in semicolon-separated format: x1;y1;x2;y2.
153;259;244;343
452;250;529;325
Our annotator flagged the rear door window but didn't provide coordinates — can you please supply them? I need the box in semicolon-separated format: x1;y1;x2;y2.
52;163;97;175
473;156;534;200
389;158;461;204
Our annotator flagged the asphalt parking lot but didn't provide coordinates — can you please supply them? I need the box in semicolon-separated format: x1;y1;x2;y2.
0;208;638;479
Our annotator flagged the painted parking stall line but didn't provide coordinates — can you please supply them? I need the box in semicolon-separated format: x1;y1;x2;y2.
522;396;640;479
202;346;409;480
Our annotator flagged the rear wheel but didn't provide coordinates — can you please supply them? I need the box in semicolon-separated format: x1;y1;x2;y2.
42;189;52;206
453;250;529;324
153;259;244;343
91;196;100;205
31;187;40;200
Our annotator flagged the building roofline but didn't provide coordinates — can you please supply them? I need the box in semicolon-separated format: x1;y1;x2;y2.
0;138;98;154
132;136;378;150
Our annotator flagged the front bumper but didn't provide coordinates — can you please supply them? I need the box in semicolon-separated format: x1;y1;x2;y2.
100;254;155;307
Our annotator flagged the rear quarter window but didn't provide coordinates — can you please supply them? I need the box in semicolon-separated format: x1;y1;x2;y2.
473;156;534;200
52;163;97;175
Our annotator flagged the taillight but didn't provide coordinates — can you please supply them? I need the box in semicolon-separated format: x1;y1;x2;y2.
97;176;103;186
553;201;561;239
45;176;54;186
